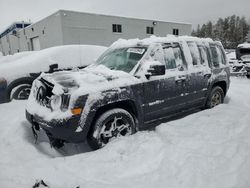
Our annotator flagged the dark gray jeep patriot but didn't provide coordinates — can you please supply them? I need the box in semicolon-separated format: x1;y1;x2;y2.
26;36;230;149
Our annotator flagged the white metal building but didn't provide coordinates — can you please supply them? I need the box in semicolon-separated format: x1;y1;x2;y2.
0;10;192;55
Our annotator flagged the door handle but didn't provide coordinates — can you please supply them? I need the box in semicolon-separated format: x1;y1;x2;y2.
175;76;186;82
204;73;212;78
197;71;203;75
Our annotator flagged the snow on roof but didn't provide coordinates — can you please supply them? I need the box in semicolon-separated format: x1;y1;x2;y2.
237;43;250;48
110;35;214;49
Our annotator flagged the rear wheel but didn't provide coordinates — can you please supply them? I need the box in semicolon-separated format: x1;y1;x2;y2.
87;108;136;149
206;86;224;108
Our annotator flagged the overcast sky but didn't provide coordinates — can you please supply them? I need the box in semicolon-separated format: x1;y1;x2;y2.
0;0;250;32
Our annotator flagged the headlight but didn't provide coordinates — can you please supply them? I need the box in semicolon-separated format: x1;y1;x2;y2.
51;95;62;111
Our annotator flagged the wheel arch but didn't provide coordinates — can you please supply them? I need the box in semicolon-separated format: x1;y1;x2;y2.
87;99;140;136
211;80;227;96
6;76;35;101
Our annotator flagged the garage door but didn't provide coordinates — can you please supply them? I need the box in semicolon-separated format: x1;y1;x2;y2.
31;37;41;51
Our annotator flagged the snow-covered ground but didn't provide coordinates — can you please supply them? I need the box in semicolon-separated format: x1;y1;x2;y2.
0;77;250;188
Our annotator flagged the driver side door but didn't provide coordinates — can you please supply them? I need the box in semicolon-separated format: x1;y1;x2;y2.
142;43;188;124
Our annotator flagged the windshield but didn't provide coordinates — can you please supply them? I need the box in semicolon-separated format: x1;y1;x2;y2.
95;47;147;73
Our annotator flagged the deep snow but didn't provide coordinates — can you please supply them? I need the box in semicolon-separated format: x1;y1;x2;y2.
0;77;250;188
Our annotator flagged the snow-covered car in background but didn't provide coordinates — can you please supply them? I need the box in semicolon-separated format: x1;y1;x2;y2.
0;45;107;103
226;50;238;67
26;36;230;149
231;43;250;78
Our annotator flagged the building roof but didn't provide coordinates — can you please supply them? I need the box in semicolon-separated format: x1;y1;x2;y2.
59;9;192;26
0;22;31;38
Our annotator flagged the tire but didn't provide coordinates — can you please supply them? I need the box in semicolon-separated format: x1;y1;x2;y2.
6;77;35;101
206;86;224;108
246;75;250;79
87;108;136;149
12;84;32;100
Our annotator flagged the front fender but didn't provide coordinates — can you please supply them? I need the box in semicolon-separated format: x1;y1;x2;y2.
78;85;143;136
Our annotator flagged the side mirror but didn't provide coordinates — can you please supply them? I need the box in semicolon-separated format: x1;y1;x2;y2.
49;64;58;73
146;64;165;79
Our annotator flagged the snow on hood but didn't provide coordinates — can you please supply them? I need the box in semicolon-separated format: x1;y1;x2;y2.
42;65;140;97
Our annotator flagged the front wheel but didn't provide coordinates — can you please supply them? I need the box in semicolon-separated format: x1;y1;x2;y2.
206;86;224;108
87;108;136;149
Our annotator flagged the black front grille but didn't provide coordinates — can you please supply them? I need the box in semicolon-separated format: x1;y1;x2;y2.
36;78;54;109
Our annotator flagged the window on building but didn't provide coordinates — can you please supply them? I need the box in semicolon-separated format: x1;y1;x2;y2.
173;28;179;36
146;27;154;34
112;24;122;33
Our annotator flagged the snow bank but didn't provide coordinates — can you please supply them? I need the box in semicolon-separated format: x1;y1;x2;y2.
0;45;107;84
1;77;250;188
0;51;34;64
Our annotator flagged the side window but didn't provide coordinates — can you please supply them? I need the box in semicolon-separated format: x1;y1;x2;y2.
198;46;208;66
173;45;185;69
163;44;185;70
205;46;212;67
150;45;165;65
163;46;177;69
187;42;201;66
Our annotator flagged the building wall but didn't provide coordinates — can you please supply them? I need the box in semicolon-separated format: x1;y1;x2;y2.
18;12;64;52
0;10;192;55
60;10;192;46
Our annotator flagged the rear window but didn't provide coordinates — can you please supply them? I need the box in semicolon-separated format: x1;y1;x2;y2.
210;45;225;67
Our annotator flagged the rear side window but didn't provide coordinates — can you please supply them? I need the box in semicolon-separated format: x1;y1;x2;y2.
198;46;208;66
218;45;226;65
187;42;201;66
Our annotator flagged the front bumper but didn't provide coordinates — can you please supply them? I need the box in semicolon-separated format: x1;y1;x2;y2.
26;110;87;143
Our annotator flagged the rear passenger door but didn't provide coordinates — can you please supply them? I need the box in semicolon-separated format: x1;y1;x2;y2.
186;41;211;107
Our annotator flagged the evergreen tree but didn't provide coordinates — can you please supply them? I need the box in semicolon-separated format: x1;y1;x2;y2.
191;15;250;49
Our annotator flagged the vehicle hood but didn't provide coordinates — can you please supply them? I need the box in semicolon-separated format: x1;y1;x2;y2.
41;65;140;95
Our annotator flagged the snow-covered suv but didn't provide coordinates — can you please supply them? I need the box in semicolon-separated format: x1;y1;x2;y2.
26;36;230;149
